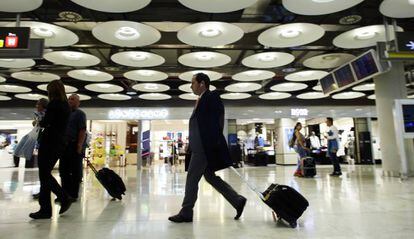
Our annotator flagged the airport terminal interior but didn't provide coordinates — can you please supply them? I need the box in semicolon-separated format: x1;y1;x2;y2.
0;0;414;238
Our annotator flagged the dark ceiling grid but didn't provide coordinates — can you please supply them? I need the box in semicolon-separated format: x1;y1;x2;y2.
0;0;412;107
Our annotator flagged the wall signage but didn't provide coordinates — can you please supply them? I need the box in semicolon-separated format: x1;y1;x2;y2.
108;109;169;120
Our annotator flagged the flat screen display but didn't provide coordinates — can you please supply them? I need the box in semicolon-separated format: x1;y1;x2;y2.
0;27;30;49
334;64;356;88
320;74;338;95
351;52;379;80
402;105;414;133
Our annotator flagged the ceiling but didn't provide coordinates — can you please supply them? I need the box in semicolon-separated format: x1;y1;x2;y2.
0;0;413;110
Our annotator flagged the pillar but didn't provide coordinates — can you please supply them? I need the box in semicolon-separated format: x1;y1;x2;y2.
374;62;414;176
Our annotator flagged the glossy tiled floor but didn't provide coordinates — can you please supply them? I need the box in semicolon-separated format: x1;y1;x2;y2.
0;150;414;239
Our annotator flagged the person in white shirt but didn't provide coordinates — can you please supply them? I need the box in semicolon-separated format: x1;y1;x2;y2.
309;131;321;149
325;118;342;176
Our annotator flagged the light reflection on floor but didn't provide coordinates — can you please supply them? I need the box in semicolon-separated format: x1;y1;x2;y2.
0;151;414;239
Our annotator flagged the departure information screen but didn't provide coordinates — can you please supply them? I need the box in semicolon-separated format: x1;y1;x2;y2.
334;64;356;88
402;104;414;133
351;52;379;80
320;74;337;95
0;27;30;49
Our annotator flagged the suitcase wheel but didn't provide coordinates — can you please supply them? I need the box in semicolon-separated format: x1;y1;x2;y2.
289;221;297;228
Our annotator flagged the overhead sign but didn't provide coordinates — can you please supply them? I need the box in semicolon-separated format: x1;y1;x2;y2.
291;108;309;117
0;27;30;50
108;108;169;120
397;32;414;52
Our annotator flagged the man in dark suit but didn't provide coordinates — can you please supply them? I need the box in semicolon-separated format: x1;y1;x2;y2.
169;73;247;223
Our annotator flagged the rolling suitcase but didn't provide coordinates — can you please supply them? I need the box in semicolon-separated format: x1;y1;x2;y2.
301;157;316;177
231;167;309;228
86;159;126;200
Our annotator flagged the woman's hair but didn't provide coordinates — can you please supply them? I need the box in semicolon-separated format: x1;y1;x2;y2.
47;80;67;101
294;122;302;131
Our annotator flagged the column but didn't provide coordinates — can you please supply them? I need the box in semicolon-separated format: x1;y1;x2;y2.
136;120;142;170
374;62;414;176
353;118;373;164
274;118;297;165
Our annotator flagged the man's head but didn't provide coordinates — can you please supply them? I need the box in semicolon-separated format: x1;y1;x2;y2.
191;73;210;96
326;117;333;126
36;98;49;112
68;94;80;110
311;131;316;136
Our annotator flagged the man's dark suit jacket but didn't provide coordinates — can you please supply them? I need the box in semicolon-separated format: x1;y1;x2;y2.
185;90;232;172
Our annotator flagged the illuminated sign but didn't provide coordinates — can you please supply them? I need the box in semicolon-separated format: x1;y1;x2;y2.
108;109;169;120
0;27;30;50
291;108;309;117
397;32;414;52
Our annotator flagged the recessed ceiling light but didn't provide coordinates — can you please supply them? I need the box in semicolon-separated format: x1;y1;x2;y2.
355;31;377;40
32;27;55;38
280;29;301;38
196;53;214;61
199;28;222;38
5;85;18;88
115;26;140;40
126;91;137;95
64;52;82;61
130;53;148;62
84;70;99;76
144;84;159;90
0;59;15;62
97;83;112;88
238;83;251;88
259;53;275;62
139;70;155;76
282;68;296;73
245;70;262;76
321;55;338;61
312;0;334;2
274;110;283;113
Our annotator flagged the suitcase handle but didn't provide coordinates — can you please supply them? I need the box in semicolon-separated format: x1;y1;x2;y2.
86;158;98;175
230;166;265;201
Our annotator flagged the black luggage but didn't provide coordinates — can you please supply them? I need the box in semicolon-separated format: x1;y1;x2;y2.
231;167;309;228
86;159;126;200
301;157;316;177
262;184;309;228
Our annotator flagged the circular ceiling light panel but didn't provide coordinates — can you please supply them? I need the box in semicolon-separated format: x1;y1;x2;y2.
11;71;60;83
297;91;328;99
303;53;355;69
15;93;48;101
0;76;5;83
70;0;151;13
66;93;91;101
0;59;35;69
0;95;11;101
124;70;168;82
178;83;216;93
92;21;161;47
220;93;252;100
285;70;329;82
380;0;414;18
352;83;375;91
178;51;231;68
44;51;100;67
132;83;170;93
313;84;322;91
179;70;222;82
111;51;165;67
259;92;291;100
258;23;325;48
282;0;364;15
333;25;404;49
178;0;258;13
37;84;78;93
270;82;307;92
242;52;295;69
67;69;113;82
98;93;131;101
138;93;171;100
367;94;376;100
0;84;31;93
0;0;43;12
177;21;244;47
232;70;275;82
224;82;261;93
332;91;366;99
6;21;78;47
85;83;123;93
179;93;198;101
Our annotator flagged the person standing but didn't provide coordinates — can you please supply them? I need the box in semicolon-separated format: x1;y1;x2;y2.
169;73;247;223
292;123;310;177
29;80;72;219
59;94;87;201
325;117;342;176
309;131;321;150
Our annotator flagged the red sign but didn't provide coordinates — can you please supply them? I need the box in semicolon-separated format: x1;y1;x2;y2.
0;27;30;49
5;33;18;48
